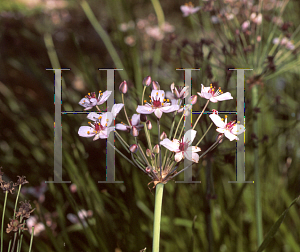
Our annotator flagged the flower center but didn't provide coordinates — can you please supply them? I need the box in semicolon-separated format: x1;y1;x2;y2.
94;122;105;132
225;120;236;131
208;84;223;96
179;138;189;152
152;98;162;108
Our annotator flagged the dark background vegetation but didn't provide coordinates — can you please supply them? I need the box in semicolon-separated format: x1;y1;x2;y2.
0;0;299;251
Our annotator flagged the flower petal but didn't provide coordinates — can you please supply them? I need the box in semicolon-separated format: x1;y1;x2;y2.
183;129;197;144
109;103;124;118
87;112;102;121
154;108;163;118
136;105;154;114
214;92;233;101
131;114;140;126
175;152;184;162
115;124;128;131
209;114;226;128
160;105;179;113
97;90;112;105
224;131;238;141
78;126;95;137
160;138;180;152
231;124;245;135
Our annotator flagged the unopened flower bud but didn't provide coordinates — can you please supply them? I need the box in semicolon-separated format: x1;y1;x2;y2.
143;76;152;86
216;133;224;144
140;114;147;122
146;149;151;157
145;166;151;173
132;126;139;136
152;81;160;90
119;81;128;94
129;144;138;153
146;120;152;130
190;95;198;105
153;144;160;154
160;132;167;140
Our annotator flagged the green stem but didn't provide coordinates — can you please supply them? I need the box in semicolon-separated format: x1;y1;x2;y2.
1;191;8;252
152;183;164;252
28;227;34;252
157;119;162;178
192;100;210;130
13;185;22;219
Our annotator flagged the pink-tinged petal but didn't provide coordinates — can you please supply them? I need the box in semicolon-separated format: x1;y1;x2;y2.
160;138;180;152
174;87;180;98
160;105;179;113
136;105;154;114
191;146;201;152
170;83;175;93
115;124;128;131
201;84;211;93
183;129;197;144
93;134;101;141
198;91;213;100
231;124;245;135
216;128;226;133
111;103;124;117
191;152;200;163
224;131;238;141
214;92;233;101
97;91;112;105
79;97;89;106
131;114;140;126
175;152;184;162
209;114;226;128
87;112;101;121
105;112;114;127
179;86;189;98
209;97;219;103
154;108;163;118
100;112;113;127
78;126;95;137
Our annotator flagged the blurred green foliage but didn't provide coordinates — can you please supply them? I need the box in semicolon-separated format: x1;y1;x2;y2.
0;0;299;251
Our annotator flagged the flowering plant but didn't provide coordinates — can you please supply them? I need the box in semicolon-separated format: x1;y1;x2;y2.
77;77;244;251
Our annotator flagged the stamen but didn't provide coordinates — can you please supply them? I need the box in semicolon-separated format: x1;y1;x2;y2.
144;100;147;103
87;131;90;134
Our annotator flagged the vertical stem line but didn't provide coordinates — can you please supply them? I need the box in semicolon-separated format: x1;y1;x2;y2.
152;183;164;252
1;191;8;252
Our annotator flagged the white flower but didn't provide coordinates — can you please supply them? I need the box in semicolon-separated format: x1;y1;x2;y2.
136;90;179;119
79;90;112;110
180;2;201;17
197;84;233;103
26;216;45;236
160;129;201;163
166;83;189;100
78;104;124;140
115;114;143;134
209;114;245;141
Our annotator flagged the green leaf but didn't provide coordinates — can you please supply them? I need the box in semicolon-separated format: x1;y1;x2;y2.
257;195;300;252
